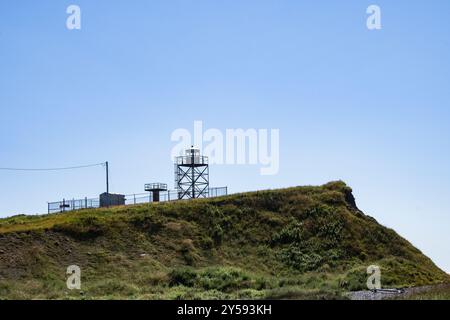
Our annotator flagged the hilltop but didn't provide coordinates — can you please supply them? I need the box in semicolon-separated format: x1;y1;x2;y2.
0;181;448;299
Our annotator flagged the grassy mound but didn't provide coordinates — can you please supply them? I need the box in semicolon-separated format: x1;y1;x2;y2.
0;181;447;299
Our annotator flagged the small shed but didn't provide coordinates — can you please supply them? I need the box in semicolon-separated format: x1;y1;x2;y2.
99;192;125;207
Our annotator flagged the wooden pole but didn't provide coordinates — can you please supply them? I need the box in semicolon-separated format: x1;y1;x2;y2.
106;161;109;194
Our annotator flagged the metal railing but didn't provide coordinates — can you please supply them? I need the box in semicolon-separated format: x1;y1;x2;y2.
47;186;228;214
144;183;168;191
175;155;208;166
48;197;100;213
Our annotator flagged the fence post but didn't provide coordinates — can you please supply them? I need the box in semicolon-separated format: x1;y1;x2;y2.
85;197;88;209
134;194;136;205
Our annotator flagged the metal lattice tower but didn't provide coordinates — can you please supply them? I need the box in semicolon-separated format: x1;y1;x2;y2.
174;146;209;199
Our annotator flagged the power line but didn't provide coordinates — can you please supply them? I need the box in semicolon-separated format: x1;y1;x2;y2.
0;162;106;171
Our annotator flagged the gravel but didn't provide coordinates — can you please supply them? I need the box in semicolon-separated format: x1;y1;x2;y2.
347;284;445;300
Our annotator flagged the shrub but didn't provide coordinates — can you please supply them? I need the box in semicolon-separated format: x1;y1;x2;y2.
168;267;198;287
205;206;228;245
197;267;251;292
279;245;323;272
342;265;378;291
212;224;224;245
180;239;198;265
271;221;304;245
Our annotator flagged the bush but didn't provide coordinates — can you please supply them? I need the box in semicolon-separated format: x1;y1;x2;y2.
342;266;370;291
168;267;258;293
271;221;304;245
205;206;228;245
168;267;198;287
212;224;224;245
89;279;140;297
279;245;324;272
197;268;251;292
180;239;198;265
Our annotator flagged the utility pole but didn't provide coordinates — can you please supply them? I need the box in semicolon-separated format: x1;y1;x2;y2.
105;161;109;194
191;147;195;198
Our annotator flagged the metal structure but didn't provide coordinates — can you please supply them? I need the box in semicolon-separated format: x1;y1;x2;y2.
174;146;209;199
48;197;100;213
99;192;125;207
145;183;168;202
47;186;228;213
45;150;229;214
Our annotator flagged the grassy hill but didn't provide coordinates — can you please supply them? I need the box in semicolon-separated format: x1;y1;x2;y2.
0;181;448;299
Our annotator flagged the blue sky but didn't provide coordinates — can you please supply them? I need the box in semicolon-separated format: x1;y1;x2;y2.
0;1;449;272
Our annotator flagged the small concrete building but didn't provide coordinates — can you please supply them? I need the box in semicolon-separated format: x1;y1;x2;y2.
99;192;125;207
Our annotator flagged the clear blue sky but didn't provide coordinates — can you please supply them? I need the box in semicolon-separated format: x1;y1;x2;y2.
1;1;449;272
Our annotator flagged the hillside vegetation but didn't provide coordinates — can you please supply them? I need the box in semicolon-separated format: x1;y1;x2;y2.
0;181;448;299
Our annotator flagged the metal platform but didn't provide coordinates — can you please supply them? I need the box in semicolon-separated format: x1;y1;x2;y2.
144;183;168;192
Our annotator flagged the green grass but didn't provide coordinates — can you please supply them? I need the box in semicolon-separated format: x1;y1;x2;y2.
397;284;450;300
0;181;448;299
